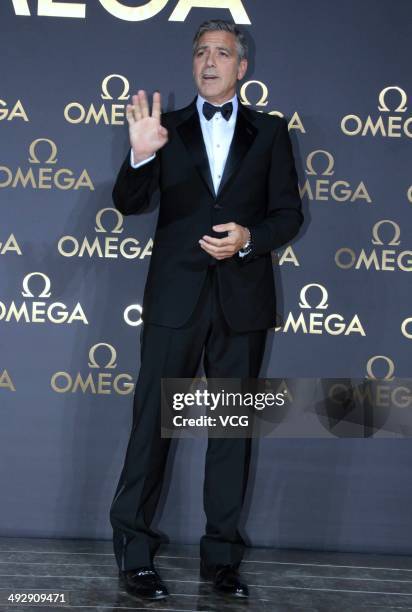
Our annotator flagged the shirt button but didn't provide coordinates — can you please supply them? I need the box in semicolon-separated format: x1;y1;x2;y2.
217;174;221;178
216;144;220;148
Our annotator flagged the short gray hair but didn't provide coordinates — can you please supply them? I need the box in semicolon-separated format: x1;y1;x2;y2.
192;19;248;62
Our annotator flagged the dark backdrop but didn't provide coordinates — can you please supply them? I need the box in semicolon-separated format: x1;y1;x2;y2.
1;0;411;553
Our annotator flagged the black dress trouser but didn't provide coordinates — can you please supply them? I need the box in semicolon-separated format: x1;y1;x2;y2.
109;265;267;571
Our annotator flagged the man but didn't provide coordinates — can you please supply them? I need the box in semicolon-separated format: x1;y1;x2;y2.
110;19;303;601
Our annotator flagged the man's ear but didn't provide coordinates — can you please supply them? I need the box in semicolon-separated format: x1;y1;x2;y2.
237;58;248;81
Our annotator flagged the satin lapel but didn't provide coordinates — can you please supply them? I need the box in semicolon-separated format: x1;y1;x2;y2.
216;103;258;199
177;104;216;199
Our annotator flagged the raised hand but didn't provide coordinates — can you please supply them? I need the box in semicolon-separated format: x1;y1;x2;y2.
126;90;168;163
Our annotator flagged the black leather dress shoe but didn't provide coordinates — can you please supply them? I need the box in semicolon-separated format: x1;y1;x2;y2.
119;566;169;600
200;561;249;598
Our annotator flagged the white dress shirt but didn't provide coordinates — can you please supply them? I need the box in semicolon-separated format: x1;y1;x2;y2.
195;92;238;195
130;92;238;197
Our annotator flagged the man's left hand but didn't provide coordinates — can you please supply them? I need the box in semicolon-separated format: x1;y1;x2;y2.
199;223;249;260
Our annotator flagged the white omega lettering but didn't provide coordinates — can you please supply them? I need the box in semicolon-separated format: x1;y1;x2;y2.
12;0;251;23
401;317;412;339
124;304;143;326
0;99;29;121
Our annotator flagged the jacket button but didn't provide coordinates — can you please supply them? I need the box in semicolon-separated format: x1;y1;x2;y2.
213;203;222;209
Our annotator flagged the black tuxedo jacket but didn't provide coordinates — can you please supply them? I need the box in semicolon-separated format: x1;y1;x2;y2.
113;95;303;332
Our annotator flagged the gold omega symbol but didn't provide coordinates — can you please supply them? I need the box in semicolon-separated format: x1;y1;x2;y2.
88;343;117;369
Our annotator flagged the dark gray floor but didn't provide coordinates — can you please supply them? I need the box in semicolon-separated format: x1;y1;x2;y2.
1;538;412;611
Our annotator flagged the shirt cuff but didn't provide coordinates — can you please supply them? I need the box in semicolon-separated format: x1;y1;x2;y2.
130;149;156;168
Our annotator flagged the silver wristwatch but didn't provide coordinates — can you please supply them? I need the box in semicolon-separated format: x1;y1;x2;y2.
238;227;253;257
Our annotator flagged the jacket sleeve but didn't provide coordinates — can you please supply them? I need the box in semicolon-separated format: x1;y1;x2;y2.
112;148;160;216
243;117;303;262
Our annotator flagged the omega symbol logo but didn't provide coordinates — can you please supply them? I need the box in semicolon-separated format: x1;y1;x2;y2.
277;283;365;336
0;272;88;324
301;150;371;204
88;343;118;369
239;79;305;132
94;208;123;233
57;208;153;259
335;219;411;272
0;138;93;190
51;342;134;395
341;85;412;138
240;81;269;107
22;272;51;298
64;75;132;125
371;220;401;246
28;138;58;165
366;356;395;381
378;86;407;113
299;284;329;310
101;74;129;100
305;150;335;176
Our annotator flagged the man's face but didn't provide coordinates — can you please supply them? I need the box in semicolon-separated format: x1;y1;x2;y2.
192;30;247;105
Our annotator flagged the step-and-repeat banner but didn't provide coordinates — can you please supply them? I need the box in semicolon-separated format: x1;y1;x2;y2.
1;1;411;553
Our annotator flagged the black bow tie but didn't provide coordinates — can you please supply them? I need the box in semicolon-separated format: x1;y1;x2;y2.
202;100;233;121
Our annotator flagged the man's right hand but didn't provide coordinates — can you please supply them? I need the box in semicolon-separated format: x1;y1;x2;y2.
126;90;168;163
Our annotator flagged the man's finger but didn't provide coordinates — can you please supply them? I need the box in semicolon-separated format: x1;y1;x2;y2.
201;235;235;247
131;94;142;120
152;91;161;121
199;238;234;258
199;240;234;256
134;103;142;121
125;105;134;125
212;222;237;232
139;89;149;118
133;93;143;118
202;248;233;260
